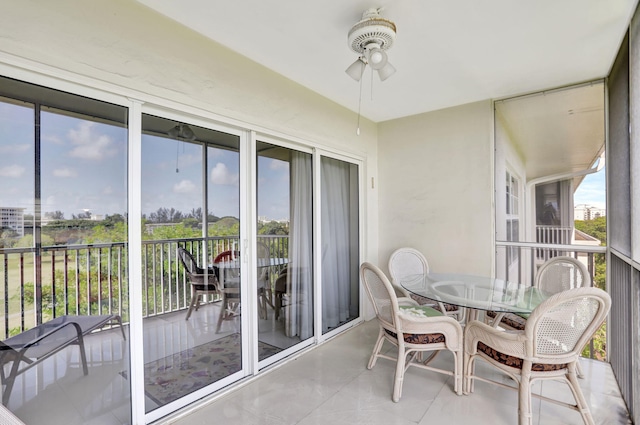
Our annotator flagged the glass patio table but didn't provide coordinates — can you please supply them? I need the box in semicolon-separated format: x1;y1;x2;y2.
399;272;549;324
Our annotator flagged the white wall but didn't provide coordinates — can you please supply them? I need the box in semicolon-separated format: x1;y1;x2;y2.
377;101;495;276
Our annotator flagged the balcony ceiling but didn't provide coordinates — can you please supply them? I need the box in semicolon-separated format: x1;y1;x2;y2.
135;1;635;179
136;0;636;124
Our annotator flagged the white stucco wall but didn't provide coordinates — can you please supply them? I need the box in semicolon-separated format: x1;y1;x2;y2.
377;101;495;276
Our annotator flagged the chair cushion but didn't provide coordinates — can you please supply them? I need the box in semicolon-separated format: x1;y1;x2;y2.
409;294;458;312
409;294;433;305
399;305;443;318
477;341;568;371
485;311;527;330
384;328;445;344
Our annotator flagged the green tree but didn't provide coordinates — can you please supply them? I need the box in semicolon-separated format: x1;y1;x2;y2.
574;216;606;244
208;217;240;236
258;221;289;235
15;234;54;247
86;222;127;243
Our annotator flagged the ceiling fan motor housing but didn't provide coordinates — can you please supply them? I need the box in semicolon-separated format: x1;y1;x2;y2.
347;8;397;55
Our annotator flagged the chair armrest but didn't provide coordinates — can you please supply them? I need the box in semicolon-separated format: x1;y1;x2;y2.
464;319;526;358
399;314;464;351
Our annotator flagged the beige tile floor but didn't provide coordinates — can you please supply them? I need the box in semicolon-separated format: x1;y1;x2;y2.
167;319;631;425
5;314;631;425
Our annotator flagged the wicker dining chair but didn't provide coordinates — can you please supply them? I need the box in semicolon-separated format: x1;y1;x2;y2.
487;256;591;331
360;262;463;402
388;247;464;321
465;287;611;425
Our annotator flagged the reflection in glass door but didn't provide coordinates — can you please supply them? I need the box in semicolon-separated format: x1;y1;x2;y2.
141;114;241;415
320;156;359;334
0;77;131;425
256;142;314;361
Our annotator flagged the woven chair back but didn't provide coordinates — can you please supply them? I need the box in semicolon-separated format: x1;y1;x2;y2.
361;262;398;329
526;287;610;358
388;247;429;283
535;256;590;294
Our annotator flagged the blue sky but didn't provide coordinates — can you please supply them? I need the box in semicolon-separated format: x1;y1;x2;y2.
0;103;289;221
574;168;606;209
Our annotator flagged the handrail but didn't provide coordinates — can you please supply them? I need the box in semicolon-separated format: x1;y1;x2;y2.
495;240;606;253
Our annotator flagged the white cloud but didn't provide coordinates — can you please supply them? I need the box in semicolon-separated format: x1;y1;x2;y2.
173;179;197;194
53;167;77;177
269;159;288;170
102;186;114;195
42;134;64;145
210;162;238;185
0;164;25;178
68;121;117;160
0;143;30;154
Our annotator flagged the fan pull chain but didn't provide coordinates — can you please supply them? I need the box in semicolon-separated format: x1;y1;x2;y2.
370;66;374;101
356;73;364;136
176;141;180;173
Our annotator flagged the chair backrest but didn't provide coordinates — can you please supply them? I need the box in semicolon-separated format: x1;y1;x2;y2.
534;256;590;294
178;247;203;275
388;247;429;283
213;250;240;263
360;262;399;330
525;287;610;360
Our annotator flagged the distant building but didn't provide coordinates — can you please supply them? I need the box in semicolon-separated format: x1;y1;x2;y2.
258;216;289;225
574;204;606;221
0;207;26;237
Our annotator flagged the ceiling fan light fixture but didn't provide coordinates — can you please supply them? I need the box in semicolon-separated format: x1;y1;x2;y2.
345;57;367;81
364;43;387;70
377;62;396;81
168;123;196;141
346;8;397;81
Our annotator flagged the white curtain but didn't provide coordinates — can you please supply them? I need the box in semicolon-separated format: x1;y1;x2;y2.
286;152;313;339
321;157;352;331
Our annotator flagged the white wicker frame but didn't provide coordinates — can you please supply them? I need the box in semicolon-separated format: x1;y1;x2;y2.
360;262;464;402
465;287;611;425
388;247;464;321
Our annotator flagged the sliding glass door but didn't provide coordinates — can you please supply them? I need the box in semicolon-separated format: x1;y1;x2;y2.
0;76;131;425
256;141;314;362
141;114;242;416
320;156;360;334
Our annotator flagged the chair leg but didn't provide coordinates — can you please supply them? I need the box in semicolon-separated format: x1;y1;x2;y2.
76;333;89;375
185;291;199;320
463;353;475;394
518;365;533;425
566;363;595;425
216;292;228;333
368;327;386;370
453;349;463;395
392;340;407;402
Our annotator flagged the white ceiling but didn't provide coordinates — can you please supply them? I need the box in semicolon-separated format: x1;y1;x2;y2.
136;0;636;123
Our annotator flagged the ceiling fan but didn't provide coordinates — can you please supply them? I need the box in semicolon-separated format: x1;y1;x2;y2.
345;8;397;82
